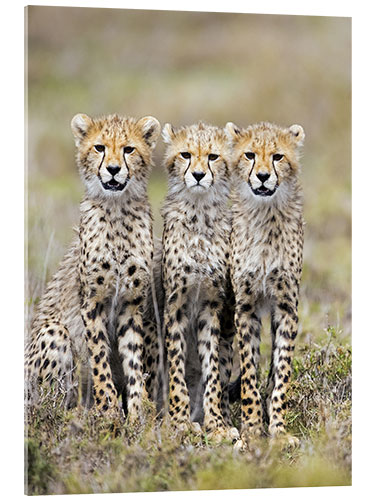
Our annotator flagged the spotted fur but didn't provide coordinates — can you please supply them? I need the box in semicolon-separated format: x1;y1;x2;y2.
226;121;305;442
25;113;162;421
161;122;237;440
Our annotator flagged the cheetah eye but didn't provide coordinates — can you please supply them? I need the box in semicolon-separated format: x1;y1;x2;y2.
181;152;191;159
208;154;219;161
94;144;105;152
124;146;135;154
273;154;284;161
245;152;255;160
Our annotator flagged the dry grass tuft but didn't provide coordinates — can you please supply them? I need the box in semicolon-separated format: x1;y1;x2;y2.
25;331;351;494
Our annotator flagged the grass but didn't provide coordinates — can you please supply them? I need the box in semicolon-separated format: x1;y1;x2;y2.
25;328;351;494
25;6;351;495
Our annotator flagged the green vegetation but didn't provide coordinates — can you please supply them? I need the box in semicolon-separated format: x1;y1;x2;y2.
25;330;351;494
25;7;351;494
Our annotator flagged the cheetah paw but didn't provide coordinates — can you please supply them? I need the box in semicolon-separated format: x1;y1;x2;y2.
206;425;240;444
229;426;240;442
270;432;300;449
234;426;263;451
233;438;246;452
190;422;203;435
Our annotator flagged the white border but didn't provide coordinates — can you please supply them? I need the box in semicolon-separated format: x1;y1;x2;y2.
12;0;356;16
3;0;373;499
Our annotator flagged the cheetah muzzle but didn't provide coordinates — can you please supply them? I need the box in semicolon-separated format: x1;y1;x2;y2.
251;183;278;197
101;176;129;192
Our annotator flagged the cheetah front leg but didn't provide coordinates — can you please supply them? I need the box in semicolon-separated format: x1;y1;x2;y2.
197;298;238;442
143;319;161;403
81;296;118;414
117;297;148;423
234;294;263;440
164;286;191;429
267;281;299;443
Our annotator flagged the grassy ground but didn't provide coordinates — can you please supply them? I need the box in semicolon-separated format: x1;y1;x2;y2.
26;328;351;494
25;7;351;494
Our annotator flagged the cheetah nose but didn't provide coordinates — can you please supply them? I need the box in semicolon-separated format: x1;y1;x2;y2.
256;172;270;183
192;172;205;182
107;165;121;176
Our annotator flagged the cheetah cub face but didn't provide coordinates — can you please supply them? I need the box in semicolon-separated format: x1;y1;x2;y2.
225;122;304;200
71;113;160;198
162;122;230;198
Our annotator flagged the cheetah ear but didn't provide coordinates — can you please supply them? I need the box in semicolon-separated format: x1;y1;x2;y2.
162;123;175;144
137;116;161;149
71;113;92;146
288;124;305;147
224;122;242;144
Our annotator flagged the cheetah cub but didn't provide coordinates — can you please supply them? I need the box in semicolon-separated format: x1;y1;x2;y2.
226;121;304;445
25;113;161;421
161;122;237;441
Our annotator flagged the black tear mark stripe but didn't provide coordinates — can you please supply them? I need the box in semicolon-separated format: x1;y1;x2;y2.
249;157;256;182
123;150;130;177
98;149;106;176
272;159;279;183
207;159;214;182
183;157;191;177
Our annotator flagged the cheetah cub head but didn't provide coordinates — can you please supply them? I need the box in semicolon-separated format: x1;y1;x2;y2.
162;122;230;199
225;121;304;200
71;113;160;198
